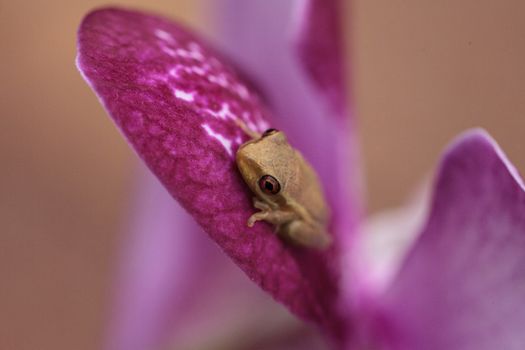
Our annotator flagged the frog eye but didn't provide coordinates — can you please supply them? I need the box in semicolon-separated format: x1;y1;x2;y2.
262;128;278;137
258;175;281;195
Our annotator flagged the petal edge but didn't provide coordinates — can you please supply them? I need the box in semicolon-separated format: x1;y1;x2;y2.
371;129;525;350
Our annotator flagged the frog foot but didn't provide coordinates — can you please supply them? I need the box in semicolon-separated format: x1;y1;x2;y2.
247;210;269;227
247;198;273;226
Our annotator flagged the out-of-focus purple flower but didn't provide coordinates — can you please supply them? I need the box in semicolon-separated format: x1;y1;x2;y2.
346;130;525;350
76;1;525;349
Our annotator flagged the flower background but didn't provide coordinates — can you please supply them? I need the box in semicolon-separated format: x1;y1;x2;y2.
2;1;525;349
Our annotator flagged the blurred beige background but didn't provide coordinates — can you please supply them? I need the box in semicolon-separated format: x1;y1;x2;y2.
352;0;525;209
1;1;524;349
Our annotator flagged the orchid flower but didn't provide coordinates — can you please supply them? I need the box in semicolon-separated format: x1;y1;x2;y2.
76;1;525;350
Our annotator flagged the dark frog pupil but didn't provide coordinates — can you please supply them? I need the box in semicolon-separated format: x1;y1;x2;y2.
258;175;281;195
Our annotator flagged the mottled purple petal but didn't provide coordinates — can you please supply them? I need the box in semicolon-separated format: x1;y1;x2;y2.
294;0;347;116
77;7;343;335
367;130;525;349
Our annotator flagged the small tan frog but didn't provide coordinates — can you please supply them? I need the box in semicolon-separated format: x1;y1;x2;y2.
235;123;332;249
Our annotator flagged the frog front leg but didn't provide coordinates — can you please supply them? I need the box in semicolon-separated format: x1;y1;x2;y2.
247;197;297;228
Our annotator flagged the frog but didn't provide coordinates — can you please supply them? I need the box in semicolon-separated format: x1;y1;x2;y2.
235;123;332;250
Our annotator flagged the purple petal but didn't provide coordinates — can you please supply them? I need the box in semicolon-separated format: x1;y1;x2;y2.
350;182;432;296
105;169;214;350
367;130;525;349
77;7;343;334
294;0;348;116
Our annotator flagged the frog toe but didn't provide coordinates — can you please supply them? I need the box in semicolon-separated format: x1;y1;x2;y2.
247;211;267;227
